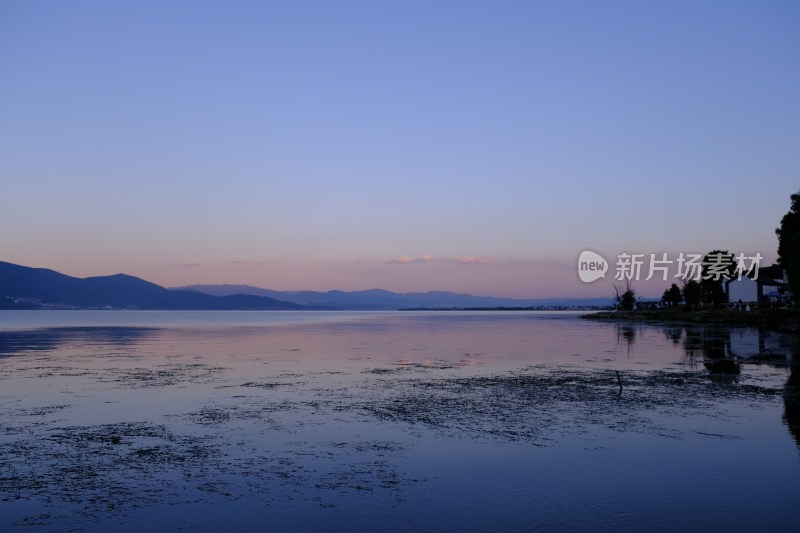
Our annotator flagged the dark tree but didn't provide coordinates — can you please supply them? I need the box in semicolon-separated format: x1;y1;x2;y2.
662;283;682;307
700;250;735;305
776;192;800;302
613;281;636;311
682;280;702;310
620;289;636;311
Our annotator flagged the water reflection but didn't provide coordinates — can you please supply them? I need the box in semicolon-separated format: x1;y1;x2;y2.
0;327;158;357
688;328;740;378
785;365;800;451
630;322;800;449
0;314;799;530
616;324;639;354
4;320;800;454
663;327;683;346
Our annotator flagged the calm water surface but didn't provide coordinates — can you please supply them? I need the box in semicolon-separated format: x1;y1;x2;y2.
0;311;798;531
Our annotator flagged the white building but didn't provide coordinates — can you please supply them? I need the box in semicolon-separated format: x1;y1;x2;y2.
724;265;788;304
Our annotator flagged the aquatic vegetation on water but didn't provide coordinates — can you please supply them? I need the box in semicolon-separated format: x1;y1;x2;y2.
360;367;780;443
0;316;796;531
0;365;784;528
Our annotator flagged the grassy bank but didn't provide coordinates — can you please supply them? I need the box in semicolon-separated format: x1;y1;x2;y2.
582;307;800;333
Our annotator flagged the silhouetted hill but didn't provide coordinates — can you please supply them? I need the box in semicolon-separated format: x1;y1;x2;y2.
174;284;613;310
0;262;303;310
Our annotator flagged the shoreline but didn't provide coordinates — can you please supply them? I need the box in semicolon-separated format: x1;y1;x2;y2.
581;308;800;333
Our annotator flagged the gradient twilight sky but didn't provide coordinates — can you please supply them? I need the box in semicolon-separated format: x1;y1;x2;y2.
1;1;798;298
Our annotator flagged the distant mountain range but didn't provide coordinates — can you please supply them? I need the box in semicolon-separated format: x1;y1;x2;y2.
173;284;613;310
0;261;612;311
0;262;302;310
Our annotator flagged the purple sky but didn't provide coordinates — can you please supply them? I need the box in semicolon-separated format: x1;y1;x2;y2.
1;1;798;298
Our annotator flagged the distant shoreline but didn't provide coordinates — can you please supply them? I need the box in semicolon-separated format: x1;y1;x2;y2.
399;306;611;312
582;308;800;334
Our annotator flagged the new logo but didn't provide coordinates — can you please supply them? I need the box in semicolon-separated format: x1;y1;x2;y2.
578;250;608;283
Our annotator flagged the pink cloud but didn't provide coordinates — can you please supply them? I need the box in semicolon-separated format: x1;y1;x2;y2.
384;255;490;265
456;256;490;264
228;259;275;266
384;256;434;265
507;258;572;269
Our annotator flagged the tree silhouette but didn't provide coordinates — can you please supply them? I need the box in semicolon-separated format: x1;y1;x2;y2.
662;283;682;307
700;250;735;305
776;191;800;302
613;280;636;311
682;280;702;310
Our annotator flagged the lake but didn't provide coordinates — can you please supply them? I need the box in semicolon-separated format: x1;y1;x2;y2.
1;310;799;531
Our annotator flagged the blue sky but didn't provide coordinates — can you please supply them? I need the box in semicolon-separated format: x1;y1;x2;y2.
1;1;798;297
